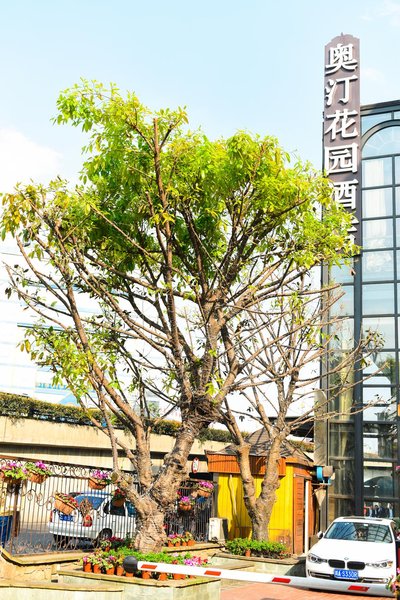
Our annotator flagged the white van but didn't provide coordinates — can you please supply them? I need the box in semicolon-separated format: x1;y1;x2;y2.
48;490;136;547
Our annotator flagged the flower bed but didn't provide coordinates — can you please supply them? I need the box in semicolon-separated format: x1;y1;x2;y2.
79;537;207;579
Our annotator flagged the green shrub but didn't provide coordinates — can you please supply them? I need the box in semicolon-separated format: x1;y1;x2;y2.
225;538;289;558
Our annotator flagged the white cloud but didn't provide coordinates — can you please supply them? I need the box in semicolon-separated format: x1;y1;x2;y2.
363;0;400;26
0;129;61;193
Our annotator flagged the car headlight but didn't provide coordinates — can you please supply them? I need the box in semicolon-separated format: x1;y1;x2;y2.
307;552;327;564
365;560;393;568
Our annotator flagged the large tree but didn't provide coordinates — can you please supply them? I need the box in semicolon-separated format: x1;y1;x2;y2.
1;81;354;551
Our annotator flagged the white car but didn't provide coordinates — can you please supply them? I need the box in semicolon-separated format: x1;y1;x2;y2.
48;491;136;547
306;516;397;585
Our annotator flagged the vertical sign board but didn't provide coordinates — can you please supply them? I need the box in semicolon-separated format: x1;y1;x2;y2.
324;35;361;245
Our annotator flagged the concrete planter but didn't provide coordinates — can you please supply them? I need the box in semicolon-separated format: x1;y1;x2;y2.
211;552;305;577
59;568;221;600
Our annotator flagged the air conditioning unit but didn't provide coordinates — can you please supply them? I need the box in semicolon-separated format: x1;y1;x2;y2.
208;517;228;542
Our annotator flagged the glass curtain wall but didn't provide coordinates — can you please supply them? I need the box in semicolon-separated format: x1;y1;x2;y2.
328;105;400;521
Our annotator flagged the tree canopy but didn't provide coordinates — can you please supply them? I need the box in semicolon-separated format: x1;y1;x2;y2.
1;80;355;550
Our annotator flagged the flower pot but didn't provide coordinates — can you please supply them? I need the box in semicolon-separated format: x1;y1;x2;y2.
83;563;92;572
54;497;75;515
244;549;251;557
167;541;174;547
93;564;101;574
125;571;134;577
27;472;46;484
158;572;168;581
197;489;211;498
181;541;187;546
187;539;195;546
116;566;124;576
173;573;181;580
142;571;151;579
106;567;115;576
179;504;192;511
112;498;125;507
88;477;107;490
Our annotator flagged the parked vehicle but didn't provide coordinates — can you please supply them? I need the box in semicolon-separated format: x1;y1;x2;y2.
306;516;396;585
48;491;136;547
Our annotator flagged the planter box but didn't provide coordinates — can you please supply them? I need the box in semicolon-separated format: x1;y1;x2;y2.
211;552;306;577
59;568;220;600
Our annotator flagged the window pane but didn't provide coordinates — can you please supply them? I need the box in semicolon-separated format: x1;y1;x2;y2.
331;286;354;317
362;250;394;281
363;423;395;460
395;187;400;214
330;318;354;350
363;351;396;385
363;219;393;249
363;316;396;348
363;284;394;315
395;156;400;185
362;158;392;186
362;188;392;218
363;127;400;158
330;261;354;284
362;113;392;134
364;464;395;503
362;389;396;421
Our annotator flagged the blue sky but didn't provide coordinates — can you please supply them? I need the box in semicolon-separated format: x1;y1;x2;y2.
1;0;400;189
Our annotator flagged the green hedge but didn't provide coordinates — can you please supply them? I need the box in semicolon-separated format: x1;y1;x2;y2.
0;392;233;442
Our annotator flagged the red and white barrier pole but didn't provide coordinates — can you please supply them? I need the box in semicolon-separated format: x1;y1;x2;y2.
129;560;392;597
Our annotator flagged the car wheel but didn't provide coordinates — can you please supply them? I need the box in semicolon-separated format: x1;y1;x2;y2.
53;534;70;548
95;528;112;546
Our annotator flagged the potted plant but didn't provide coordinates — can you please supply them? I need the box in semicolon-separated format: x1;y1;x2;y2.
25;460;52;484
167;533;180;547
182;531;195;546
88;469;111;490
80;555;92;573
54;492;79;515
178;495;194;512
90;553;103;574
115;554;125;577
0;460;27;484
111;487;126;507
196;480;214;497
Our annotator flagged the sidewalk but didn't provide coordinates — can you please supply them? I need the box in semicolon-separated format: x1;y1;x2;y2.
220;581;388;600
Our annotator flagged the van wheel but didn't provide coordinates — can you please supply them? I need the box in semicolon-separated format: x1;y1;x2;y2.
95;528;112;546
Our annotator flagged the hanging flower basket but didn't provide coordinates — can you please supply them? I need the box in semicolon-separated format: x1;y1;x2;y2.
196;480;214;497
25;461;52;484
54;493;79;515
0;461;27;484
88;469;111;489
111;488;126;507
88;477;107;490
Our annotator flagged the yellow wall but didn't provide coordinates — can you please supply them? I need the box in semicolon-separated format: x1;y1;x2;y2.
216;466;294;546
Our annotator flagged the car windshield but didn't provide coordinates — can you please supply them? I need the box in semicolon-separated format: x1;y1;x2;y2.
74;494;107;510
325;521;392;543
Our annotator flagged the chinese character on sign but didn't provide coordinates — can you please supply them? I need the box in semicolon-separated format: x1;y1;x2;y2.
333;179;358;210
325;144;358;175
324;109;358;141
325;76;358;107
325;43;358;75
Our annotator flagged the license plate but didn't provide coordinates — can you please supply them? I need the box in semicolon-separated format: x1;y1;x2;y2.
334;568;358;580
59;513;73;522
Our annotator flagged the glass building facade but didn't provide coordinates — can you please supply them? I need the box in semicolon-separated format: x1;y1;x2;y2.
327;101;400;521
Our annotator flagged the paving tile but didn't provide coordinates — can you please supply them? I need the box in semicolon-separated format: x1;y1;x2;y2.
220;581;388;600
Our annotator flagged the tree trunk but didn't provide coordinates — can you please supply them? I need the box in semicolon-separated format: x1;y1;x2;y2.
133;499;166;553
235;438;282;541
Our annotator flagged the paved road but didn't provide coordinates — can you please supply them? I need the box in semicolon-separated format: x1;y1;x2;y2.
220;581;389;600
